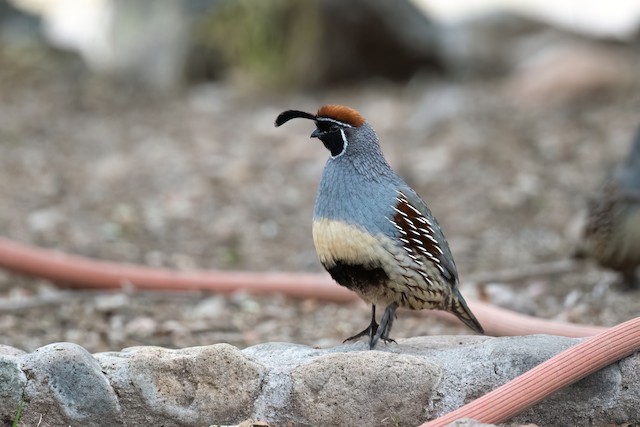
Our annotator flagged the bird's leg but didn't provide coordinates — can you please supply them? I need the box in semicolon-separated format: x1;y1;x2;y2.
370;303;398;349
344;305;378;343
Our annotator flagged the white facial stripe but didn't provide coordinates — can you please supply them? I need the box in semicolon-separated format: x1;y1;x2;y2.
331;128;348;159
316;117;353;128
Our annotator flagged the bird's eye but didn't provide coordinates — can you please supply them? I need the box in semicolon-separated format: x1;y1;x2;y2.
330;124;339;132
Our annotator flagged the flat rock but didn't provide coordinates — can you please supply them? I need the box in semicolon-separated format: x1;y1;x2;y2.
0;335;638;426
98;343;265;426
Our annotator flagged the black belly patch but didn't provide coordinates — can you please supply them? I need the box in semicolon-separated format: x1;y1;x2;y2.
326;261;389;292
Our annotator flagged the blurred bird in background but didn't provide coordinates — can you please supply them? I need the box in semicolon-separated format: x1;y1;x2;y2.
579;127;640;290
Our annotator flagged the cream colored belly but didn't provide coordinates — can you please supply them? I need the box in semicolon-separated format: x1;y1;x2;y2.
312;218;391;269
312;218;450;309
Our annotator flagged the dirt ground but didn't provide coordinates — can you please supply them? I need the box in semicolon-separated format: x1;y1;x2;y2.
0;49;639;354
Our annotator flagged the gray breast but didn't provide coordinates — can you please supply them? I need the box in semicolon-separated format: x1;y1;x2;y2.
313;156;403;237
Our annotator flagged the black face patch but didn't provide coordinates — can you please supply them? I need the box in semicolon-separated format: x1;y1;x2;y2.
318;129;345;157
313;120;349;157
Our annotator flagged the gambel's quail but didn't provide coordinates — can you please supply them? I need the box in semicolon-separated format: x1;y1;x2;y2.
581;127;640;290
275;104;483;349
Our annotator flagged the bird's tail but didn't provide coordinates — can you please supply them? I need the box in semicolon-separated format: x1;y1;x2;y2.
451;288;484;334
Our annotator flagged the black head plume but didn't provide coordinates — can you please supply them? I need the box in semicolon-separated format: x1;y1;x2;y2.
275;110;316;127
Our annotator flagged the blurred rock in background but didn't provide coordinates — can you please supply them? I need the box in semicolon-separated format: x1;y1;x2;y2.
0;0;40;42
419;0;640;40
6;0;640;91
10;0;189;90
7;0;441;90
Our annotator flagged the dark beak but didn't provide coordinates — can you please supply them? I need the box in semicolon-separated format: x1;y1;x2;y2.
310;128;323;139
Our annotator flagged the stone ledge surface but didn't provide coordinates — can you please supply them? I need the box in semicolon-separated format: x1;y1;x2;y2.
0;336;638;426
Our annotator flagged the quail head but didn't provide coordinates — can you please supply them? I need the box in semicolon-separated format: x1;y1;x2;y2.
581;126;640;290
275;104;483;349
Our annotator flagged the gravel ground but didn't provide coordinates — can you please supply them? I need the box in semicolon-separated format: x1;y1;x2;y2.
0;48;639;354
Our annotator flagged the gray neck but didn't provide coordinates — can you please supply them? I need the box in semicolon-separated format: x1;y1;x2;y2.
331;123;396;182
313;126;405;235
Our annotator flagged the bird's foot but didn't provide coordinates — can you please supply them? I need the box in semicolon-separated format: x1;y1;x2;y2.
370;327;397;349
377;333;397;345
370;303;398;349
343;319;379;343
